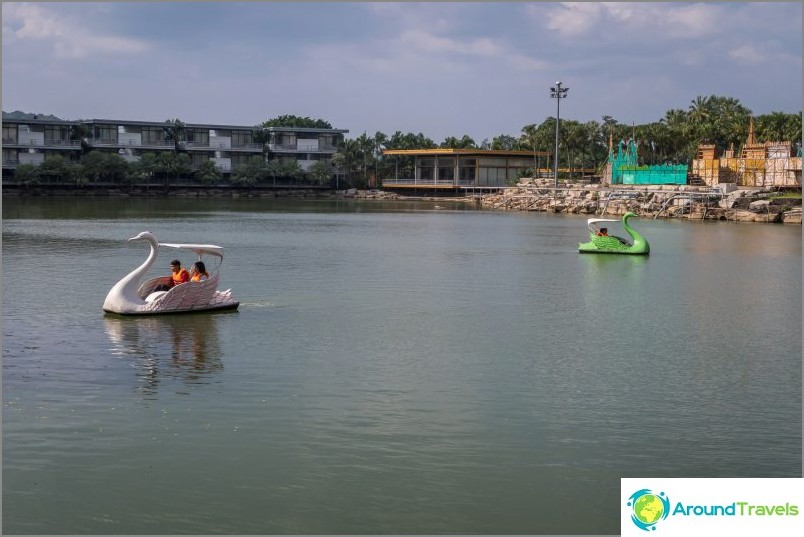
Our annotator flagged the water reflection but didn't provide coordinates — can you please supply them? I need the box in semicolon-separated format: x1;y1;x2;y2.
104;314;224;396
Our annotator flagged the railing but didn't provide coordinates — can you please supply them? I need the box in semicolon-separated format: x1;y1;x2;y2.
2;159;21;167
2;139;81;148
383;177;489;187
267;143;338;152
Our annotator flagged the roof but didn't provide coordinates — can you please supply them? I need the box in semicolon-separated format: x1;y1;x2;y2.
382;148;550;157
159;243;224;259
263;126;349;134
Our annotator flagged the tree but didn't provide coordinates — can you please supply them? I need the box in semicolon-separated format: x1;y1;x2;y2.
69;123;92;155
231;156;266;186
68;163;88;186
136;153;159;185
196;159;222;185
81;151;108;183
373;131;388;185
440;135;476;149
162;118;186;188
333;138;361;187
491;135;519;150
155;152;191;186
104;153;130;183
279;159;304;184
260;115;333;129
307;160;332;186
756;112;802;144
14;163;39;185
38;155;70;183
163;118;185;152
266;159;283;187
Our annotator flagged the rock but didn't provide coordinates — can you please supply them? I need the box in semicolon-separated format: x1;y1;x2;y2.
782;208;802;224
748;199;771;210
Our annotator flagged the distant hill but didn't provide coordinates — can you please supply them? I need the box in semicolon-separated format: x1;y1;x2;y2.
2;110;65;121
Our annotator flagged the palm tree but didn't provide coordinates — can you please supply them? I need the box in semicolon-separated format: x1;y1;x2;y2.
196;159;221;185
266;159;283;187
232;156;265;186
280;159;304;185
162;118;185;188
307;160;332;187
136;153;159;185
373;131;387;186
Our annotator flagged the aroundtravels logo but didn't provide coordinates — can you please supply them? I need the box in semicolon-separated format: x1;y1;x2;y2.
627;489;671;531
622;478;803;536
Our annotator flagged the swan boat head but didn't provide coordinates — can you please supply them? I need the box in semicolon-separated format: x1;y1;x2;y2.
102;231;239;315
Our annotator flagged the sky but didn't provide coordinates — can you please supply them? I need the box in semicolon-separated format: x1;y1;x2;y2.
2;2;801;144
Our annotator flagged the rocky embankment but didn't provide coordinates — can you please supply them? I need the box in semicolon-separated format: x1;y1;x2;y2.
477;180;802;224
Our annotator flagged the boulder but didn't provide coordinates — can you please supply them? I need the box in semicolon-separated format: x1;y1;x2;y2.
782;209;803;224
748;199;771;210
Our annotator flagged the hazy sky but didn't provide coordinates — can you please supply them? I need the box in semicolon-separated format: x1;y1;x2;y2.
2;2;801;143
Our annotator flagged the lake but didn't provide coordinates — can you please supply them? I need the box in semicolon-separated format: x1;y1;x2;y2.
2;197;801;534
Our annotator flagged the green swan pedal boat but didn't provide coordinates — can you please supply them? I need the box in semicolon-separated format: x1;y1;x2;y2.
578;212;650;255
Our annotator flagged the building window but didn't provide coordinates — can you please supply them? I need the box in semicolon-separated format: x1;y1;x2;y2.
44;125;69;142
2;125;16;143
141;127;165;144
94;125;117;142
231;131;251;147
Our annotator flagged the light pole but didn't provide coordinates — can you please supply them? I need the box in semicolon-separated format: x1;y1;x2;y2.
550;81;569;188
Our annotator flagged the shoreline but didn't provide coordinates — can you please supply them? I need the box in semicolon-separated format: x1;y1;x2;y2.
3;182;801;224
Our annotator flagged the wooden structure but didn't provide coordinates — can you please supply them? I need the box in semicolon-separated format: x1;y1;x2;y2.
691;117;802;187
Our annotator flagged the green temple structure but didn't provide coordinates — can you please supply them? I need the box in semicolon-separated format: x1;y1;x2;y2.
605;136;688;185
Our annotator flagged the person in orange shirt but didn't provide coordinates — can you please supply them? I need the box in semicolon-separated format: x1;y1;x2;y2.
190;261;208;282
596;227;609;237
170;259;190;286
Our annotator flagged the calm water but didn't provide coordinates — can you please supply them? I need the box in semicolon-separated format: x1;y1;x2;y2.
2;197;801;535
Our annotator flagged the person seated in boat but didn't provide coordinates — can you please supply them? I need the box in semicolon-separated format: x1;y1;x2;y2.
597;227;609;237
152;259;190;292
191;261;209;282
169;259;190;286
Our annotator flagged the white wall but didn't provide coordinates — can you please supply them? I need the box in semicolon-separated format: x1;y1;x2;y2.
297;138;319;151
18;126;44;146
19;151;45;165
212;157;232;172
210;136;231;149
119;133;142;146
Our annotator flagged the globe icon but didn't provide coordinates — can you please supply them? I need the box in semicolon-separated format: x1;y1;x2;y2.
633;493;664;525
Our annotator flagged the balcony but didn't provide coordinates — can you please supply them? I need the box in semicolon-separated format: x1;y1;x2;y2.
381;177;476;189
2;159;21;168
2;139;81;149
183;141;263;152
88;138;175;149
267;143;338;153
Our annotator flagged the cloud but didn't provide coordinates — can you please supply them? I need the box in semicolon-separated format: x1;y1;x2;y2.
729;45;765;64
398;29;503;57
538;2;723;40
2;2;149;59
542;3;605;37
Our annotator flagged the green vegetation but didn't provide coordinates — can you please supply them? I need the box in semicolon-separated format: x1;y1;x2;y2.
331;95;801;186
6;96;801;190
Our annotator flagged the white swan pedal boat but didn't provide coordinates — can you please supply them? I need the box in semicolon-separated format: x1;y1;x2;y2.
103;231;239;315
